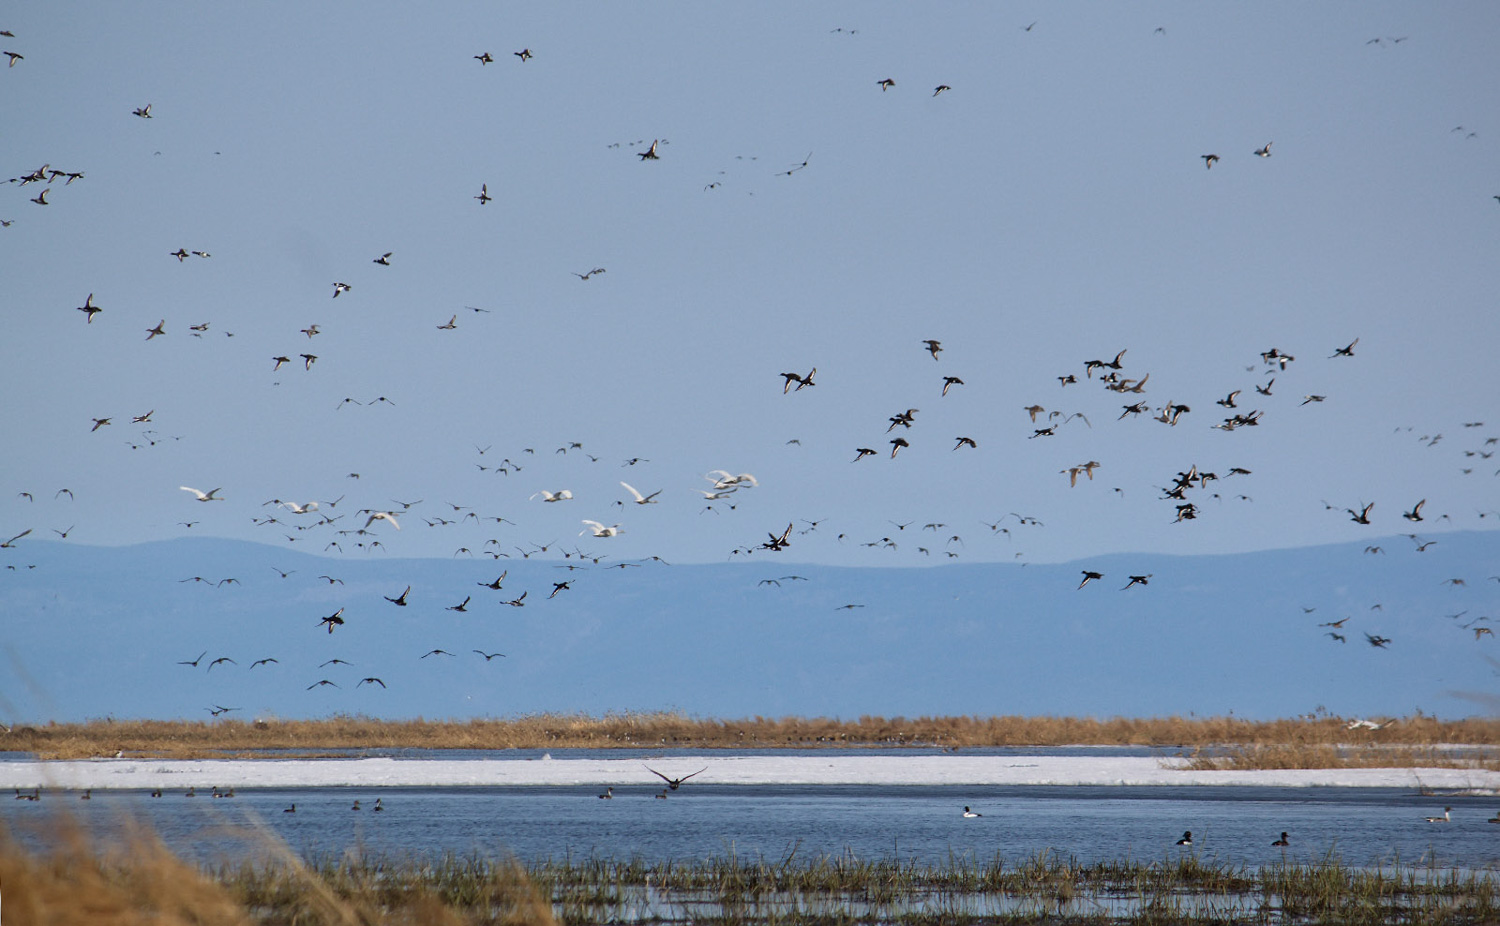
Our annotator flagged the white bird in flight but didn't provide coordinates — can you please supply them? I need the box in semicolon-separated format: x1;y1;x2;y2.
619;481;661;504
179;486;223;502
581;519;623;537
364;511;401;530
707;470;758;489
532;489;573;502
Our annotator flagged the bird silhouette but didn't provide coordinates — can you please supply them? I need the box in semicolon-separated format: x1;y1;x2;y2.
646;766;707;789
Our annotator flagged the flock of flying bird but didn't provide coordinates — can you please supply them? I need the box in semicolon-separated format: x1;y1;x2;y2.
3;17;1497;720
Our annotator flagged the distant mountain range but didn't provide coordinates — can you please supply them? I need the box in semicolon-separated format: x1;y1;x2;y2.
2;532;1497;724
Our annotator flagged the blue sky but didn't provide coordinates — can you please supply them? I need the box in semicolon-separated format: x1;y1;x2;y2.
3;2;1498;572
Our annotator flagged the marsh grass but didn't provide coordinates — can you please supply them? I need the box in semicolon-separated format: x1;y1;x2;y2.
0;814;557;926
8;711;1500;760
1181;743;1500;772
4;811;1499;925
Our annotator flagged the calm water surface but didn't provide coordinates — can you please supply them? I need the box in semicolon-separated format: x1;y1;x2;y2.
7;780;1499;871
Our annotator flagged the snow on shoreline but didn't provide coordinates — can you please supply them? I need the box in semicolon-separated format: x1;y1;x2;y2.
3;755;1498;792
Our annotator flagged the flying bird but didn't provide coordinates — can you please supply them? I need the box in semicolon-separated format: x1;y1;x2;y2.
179;486;223;502
1202;154;1220;169
364;511;401;530
1330;338;1359;358
319;608;345;633
922;339;942;360
619;482;661;504
1253;142;1272;157
1078;571;1104;589
475;183;492;204
638;140;661;160
646;766;707;789
877;78;895;91
1403;500;1425;522
76;293;101;323
133;104;152;118
384;586;411;606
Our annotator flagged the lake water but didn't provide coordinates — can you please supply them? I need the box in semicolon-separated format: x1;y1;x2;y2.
7;778;1499;872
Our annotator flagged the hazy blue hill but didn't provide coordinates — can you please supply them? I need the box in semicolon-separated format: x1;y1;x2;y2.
2;533;1497;723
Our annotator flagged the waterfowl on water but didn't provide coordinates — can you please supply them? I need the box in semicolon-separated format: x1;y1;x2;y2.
962;806;982;818
1175;831;1193;845
1272;832;1289;846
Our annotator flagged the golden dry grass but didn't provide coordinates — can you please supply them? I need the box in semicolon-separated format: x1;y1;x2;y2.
0;814;557;926
5;710;1499;761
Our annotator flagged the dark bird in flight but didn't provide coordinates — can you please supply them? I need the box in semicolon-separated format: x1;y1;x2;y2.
762;523;794;551
922;339;942;360
953;436;977;451
77;293;101;323
549;581;571;599
514;48;532;61
474;52;493;64
646;766;707;789
933;84;950;97
373;252;392;265
941;376;964;396
1365;633;1391;648
853;448;877;461
384;586;411;606
474;650;508;661
421;649;454;658
1347;502;1374;525
206;657;236;671
1253;142;1272;157
1326;632;1347;643
320;608;345;633
1330;338;1358;358
250;658;279;668
890;437;909;457
177;650;207;668
638;140;661;160
307;680;340;690
781;368;816;393
446;596;471;612
1403;500;1425;522
1121;574;1152;590
1202;154;1219;169
357;677;386;687
877;78;895;91
475;183;492;204
1078;571;1104;589
133;104;152;118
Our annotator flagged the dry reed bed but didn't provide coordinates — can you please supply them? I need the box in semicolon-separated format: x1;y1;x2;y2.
6;711;1500;761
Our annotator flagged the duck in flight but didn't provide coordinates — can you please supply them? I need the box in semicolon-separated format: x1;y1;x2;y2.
646;766;707;789
385;586;411;606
